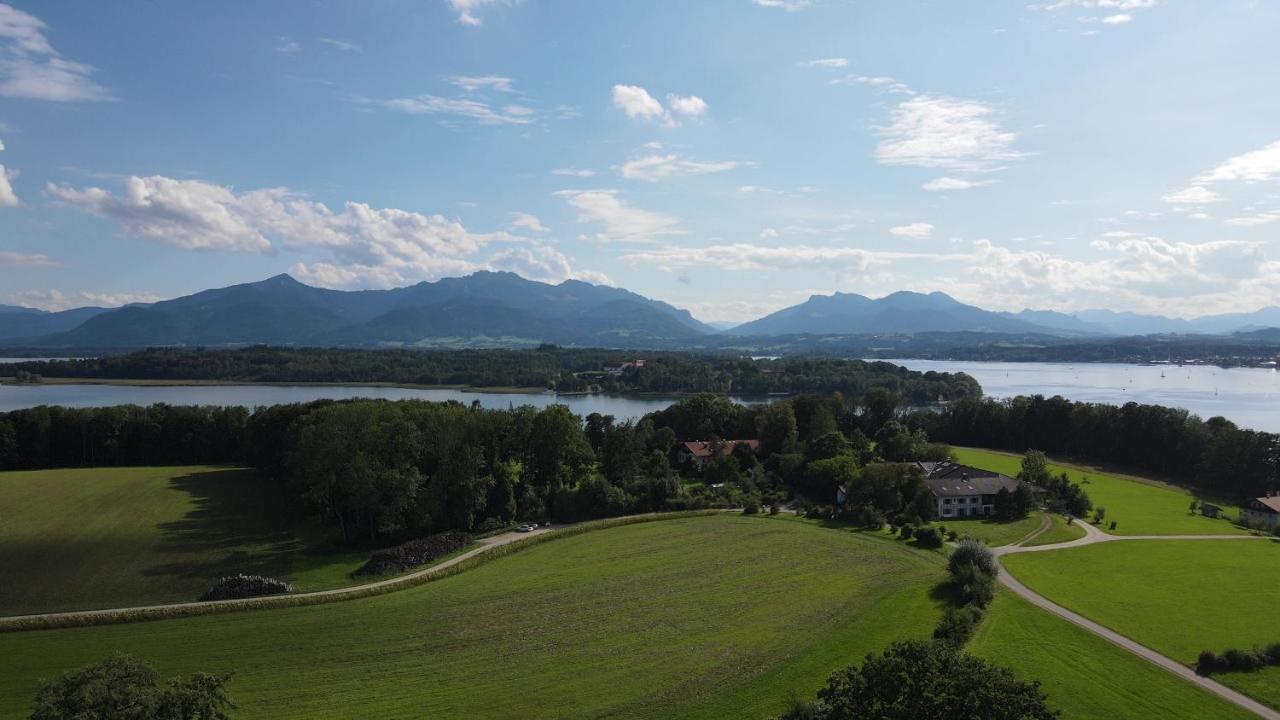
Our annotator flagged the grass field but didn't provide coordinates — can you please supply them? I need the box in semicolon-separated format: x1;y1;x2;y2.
1023;513;1087;547
1003;539;1280;709
938;512;1045;547
952;448;1248;536
0;467;367;616
0;515;947;720
970;592;1256;720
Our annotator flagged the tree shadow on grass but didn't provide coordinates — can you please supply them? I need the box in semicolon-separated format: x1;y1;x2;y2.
141;469;308;584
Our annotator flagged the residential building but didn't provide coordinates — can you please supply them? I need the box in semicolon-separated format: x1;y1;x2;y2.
678;440;760;468
1241;495;1280;529
917;461;1021;519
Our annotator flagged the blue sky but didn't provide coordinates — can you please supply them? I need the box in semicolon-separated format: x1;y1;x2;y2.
1;0;1279;322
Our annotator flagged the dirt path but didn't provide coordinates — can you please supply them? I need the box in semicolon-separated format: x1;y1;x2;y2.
0;525;556;631
994;521;1280;719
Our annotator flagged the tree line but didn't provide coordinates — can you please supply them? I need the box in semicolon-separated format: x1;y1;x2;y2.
5;346;982;402
913;395;1280;499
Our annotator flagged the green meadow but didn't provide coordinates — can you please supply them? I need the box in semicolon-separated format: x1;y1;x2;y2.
1003;539;1280;709
951;447;1248;536
0;466;367;616
1023;513;1088;547
0;515;947;720
970;591;1255;720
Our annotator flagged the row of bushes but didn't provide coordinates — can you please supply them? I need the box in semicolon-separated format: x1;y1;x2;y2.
356;531;474;577
933;540;998;647
199;574;293;602
1197;643;1280;675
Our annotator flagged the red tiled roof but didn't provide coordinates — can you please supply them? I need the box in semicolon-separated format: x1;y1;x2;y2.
1254;496;1280;514
681;440;760;458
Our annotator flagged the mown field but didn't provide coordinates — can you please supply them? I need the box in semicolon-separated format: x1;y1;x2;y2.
970;591;1256;720
1023;513;1087;547
0;467;367;616
1003;539;1280;709
0;515;948;720
952;448;1248;536
936;512;1045;547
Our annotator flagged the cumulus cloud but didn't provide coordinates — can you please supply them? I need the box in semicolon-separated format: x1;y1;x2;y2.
508;211;549;233
45;175;559;289
0;3;112;102
889;222;934;240
1161;186;1219;205
875;95;1023;173
922;177;994;192
9;289;162;312
0;250;54;267
1031;0;1158;26
1194;140;1280;184
487;243;610;286
0;137;16;206
667;94;708;118
554;189;680;243
618;154;745;182
449;0;509;26
802;58;848;68
619;243;965;272
612;84;669;123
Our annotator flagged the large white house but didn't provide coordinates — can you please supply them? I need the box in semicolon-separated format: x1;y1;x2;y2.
1241;495;1280;530
916;461;1021;519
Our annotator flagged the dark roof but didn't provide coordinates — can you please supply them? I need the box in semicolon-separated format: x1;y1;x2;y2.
680;440;760;459
1253;496;1280;514
917;461;1019;497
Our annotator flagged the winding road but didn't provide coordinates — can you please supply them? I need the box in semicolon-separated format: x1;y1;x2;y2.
994;518;1280;720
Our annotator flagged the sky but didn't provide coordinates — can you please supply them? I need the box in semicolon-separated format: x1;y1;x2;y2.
1;0;1279;323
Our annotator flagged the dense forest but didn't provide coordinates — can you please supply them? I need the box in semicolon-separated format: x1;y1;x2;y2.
913;395;1280;499
5;347;983;402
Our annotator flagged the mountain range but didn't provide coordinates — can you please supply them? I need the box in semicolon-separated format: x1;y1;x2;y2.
2;273;1278;349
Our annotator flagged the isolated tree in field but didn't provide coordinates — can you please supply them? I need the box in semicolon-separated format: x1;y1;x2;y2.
778;640;1058;720
30;653;234;720
1017;450;1052;487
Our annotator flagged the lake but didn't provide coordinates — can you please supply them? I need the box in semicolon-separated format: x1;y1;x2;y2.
2;360;1278;432
891;360;1280;432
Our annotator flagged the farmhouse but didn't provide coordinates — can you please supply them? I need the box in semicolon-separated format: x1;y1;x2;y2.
917;461;1021;519
1240;495;1280;529
678;440;760;468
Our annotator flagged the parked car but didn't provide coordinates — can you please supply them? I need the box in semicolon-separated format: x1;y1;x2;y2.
516;524;536;533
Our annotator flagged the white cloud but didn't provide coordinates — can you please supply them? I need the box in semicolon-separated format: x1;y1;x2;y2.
1101;13;1132;23
275;36;301;55
0;250;54;267
9;289;162;312
552;167;595;177
384;94;533;125
875;95;1022;173
319;38;361;52
619;154;744;182
47;175;530;289
1031;1;1158;26
760;227;778;239
619;243;965;272
487;243;610;286
1225;212;1280;228
667;94;708;118
554;189;680;243
922;177;994;192
889;222;934;240
612;84;669;124
449;0;507;26
1161;186;1219;205
509;211;549;233
0;3;111;102
831;75;916;95
803;58;848;68
0;163;16;206
1194;140;1280;184
751;0;812;11
449;75;514;93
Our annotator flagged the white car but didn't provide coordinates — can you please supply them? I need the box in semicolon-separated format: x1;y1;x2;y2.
516;524;537;533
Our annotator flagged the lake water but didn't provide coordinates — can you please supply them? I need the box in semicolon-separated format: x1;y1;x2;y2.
891;360;1280;433
0;383;737;421
3;360;1278;432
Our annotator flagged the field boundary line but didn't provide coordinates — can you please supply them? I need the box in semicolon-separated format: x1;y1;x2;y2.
0;510;720;633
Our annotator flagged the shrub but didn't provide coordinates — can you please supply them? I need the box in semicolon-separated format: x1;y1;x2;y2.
355;530;472;577
914;527;943;548
948;539;997;580
898;523;916;540
200;574;292;602
743;499;761;515
1223;648;1267;672
946;530;959;542
29;653;234;720
933;605;984;646
1197;650;1222;675
1265;643;1280;665
769;503;781;515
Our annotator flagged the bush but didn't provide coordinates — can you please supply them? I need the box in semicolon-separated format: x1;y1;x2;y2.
769;503;781;515
743;499;761;515
948;539;997;579
199;574;292;602
472;517;508;533
30;653;234;720
946;530;959;542
898;523;916;540
933;605;984;646
1223;648;1267;672
914;527;943;548
355;531;472;577
1197;650;1222;674
1200;645;1280;675
1266;643;1280;665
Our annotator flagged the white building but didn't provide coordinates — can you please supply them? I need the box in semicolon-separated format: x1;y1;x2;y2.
917;461;1021;519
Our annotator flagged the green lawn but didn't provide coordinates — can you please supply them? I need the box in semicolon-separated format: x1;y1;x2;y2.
952;448;1248;536
938;512;1045;547
970;592;1256;720
1003;539;1280;710
0;467;368;616
1023;513;1087;547
0;515;946;720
